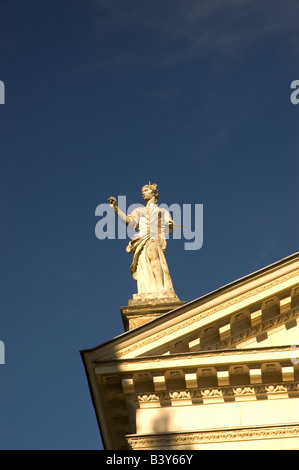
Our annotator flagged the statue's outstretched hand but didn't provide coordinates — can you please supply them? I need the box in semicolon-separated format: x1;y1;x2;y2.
108;196;117;208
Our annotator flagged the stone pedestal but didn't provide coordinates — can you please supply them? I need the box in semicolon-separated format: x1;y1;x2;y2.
121;291;186;331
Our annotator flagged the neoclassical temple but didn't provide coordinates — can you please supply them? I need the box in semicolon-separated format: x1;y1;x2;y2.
81;252;299;450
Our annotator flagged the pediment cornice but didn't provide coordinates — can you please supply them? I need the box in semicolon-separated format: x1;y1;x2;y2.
81;253;299;363
113;271;299;359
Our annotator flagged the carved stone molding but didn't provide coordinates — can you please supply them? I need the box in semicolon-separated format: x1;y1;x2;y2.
126;424;299;449
126;382;299;405
97;344;299;369
111;274;299;359
213;306;299;350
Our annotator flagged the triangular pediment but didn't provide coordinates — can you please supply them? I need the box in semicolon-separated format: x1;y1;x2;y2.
82;252;299;363
80;252;299;450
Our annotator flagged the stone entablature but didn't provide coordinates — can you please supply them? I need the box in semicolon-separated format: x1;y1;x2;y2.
126;424;299;450
98;345;299;386
81;252;299;450
94;346;299;449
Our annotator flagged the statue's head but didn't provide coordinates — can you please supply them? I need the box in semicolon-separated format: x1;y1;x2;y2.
142;182;159;202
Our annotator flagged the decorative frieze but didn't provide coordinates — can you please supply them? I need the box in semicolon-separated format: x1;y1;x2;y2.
233;386;256;402
126;424;299;450
125;382;299;406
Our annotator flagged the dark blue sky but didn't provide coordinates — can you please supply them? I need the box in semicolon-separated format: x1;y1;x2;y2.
1;0;299;449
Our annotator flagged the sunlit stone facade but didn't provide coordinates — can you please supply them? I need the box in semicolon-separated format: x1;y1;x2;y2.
81;252;299;450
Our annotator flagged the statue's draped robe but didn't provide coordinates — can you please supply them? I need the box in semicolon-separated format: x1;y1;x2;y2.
126;204;175;294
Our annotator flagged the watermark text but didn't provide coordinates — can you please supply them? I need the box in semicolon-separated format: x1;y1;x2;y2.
0;81;5;104
0;340;5;364
95;197;203;251
290;80;299;105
